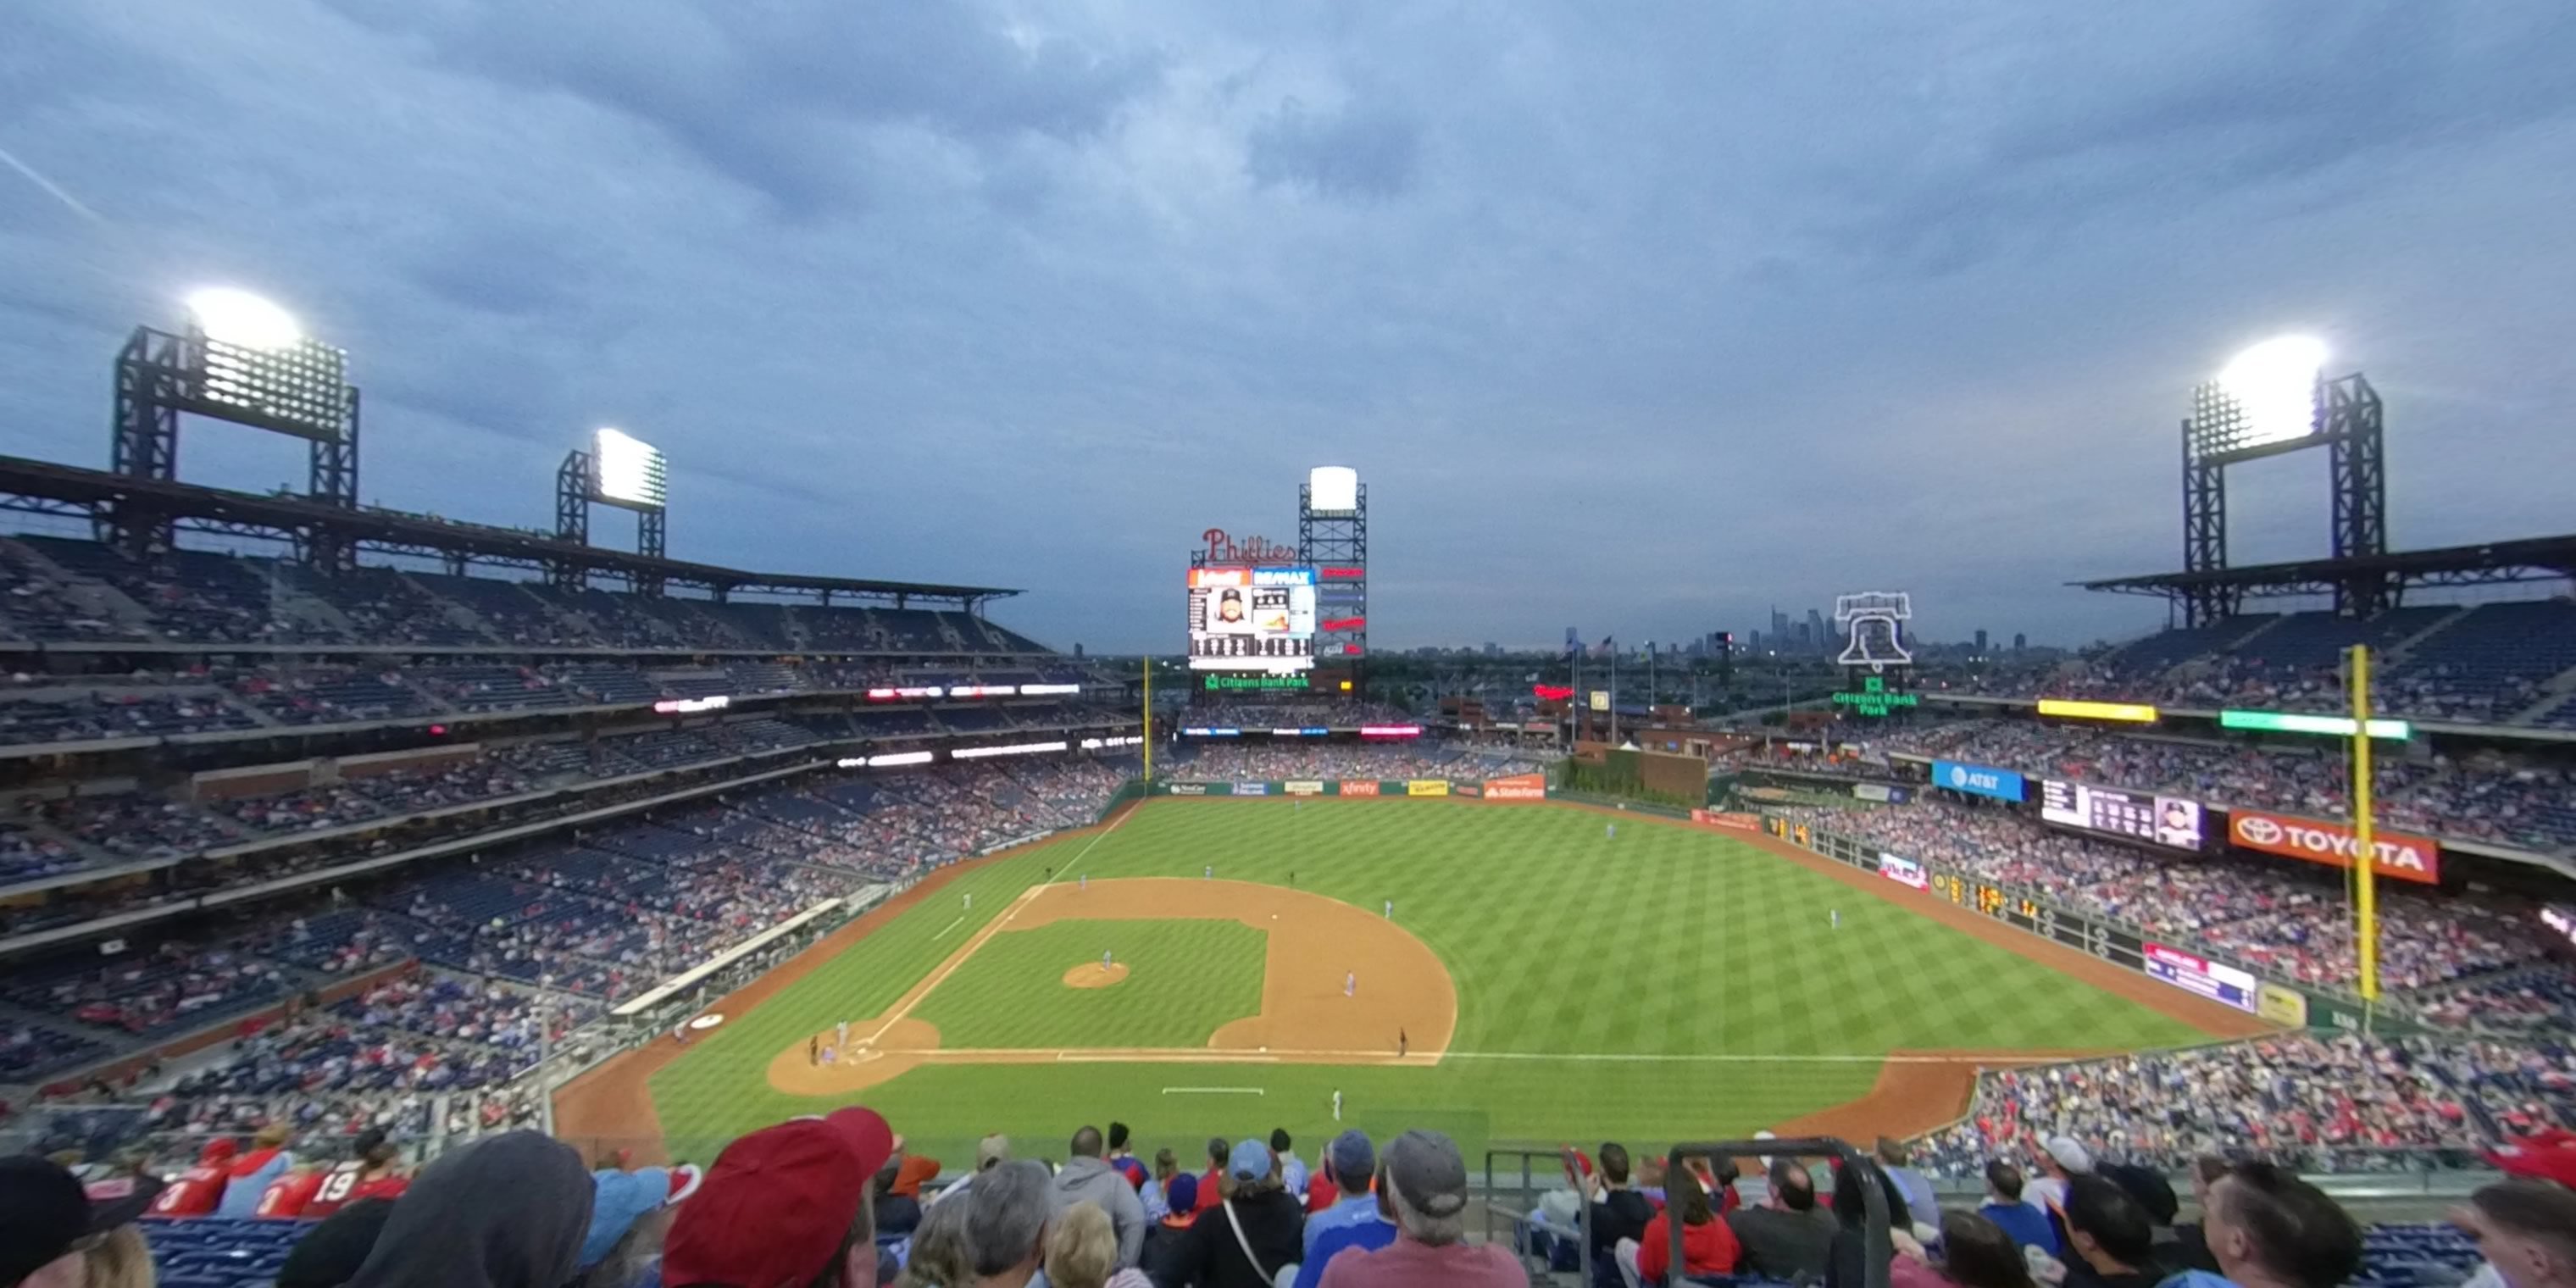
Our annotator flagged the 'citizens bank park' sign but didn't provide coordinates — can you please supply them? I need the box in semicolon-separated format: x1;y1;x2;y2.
2228;809;2440;885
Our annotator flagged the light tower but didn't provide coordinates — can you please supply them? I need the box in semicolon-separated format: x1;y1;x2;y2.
106;290;361;565
1299;465;1367;671
2181;336;2386;624
556;427;670;591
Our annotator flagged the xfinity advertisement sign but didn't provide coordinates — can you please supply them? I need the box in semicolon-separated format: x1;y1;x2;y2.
1933;759;2026;802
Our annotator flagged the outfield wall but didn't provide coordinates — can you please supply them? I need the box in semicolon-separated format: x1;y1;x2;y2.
1755;812;2409;1036
1149;772;1549;800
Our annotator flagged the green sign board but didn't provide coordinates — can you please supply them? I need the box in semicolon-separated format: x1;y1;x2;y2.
2218;708;2411;740
1202;673;1311;691
1830;675;1919;718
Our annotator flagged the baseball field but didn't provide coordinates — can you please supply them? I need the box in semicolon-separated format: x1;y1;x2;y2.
557;797;2275;1165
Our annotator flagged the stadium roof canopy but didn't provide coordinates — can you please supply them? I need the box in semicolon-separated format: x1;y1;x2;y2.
0;454;1019;608
2077;533;2576;603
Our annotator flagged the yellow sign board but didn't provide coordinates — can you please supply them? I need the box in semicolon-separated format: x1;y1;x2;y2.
2035;698;2159;724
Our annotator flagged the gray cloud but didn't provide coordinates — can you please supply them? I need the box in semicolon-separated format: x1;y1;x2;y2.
1246;97;1422;199
0;0;2569;655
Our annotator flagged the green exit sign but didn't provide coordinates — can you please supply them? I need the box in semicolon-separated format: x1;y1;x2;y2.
1831;675;1920;718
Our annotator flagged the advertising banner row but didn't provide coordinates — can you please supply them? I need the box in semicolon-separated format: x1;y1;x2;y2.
1154;773;1550;801
1924;757;2444;884
1762;813;2407;1036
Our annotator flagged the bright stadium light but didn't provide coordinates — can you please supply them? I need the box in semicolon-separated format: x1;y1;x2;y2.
1308;465;1359;514
2217;336;2326;448
592;427;669;510
185;288;304;349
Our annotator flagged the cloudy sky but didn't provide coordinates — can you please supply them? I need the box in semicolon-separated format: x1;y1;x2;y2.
3;3;2571;653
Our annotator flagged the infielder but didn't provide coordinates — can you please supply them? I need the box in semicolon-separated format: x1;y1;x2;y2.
1332;1089;1343;1121
837;1019;849;1049
1345;971;1356;998
1829;908;1840;930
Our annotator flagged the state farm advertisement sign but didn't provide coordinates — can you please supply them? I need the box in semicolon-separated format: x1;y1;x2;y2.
2228;809;2440;885
1485;774;1547;802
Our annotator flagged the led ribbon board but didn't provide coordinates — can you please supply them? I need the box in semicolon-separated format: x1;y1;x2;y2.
2035;698;2158;724
2218;709;2411;740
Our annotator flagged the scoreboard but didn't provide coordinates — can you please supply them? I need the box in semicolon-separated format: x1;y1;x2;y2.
2039;779;2206;851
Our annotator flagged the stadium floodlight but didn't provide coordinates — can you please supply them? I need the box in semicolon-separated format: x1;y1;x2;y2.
176;287;352;442
1308;465;1360;514
591;427;669;511
185;288;304;349
2215;336;2327;450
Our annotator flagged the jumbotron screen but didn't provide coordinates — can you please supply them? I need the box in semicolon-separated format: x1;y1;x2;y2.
2040;779;2205;850
1186;565;1316;671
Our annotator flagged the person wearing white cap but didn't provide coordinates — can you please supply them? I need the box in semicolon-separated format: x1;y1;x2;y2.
2030;1135;2091;1217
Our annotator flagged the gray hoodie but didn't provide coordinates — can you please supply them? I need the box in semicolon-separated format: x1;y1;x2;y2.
1050;1155;1147;1267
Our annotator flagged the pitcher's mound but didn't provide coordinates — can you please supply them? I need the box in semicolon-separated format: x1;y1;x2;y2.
1064;963;1130;989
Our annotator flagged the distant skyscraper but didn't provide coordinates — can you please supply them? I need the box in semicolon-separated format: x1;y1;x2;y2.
1974;629;1988;655
2013;632;2027;652
1806;608;1828;653
1771;608;1790;640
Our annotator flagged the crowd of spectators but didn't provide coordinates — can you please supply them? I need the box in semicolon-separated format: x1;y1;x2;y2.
0;756;1132;1082
45;1093;2574;1288
1774;801;2551;992
1951;598;2576;726
2416;965;2576;1035
1912;1030;2576;1188
0;533;1059;657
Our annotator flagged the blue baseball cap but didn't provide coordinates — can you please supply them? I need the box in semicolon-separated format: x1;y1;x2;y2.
1326;1130;1374;1182
1229;1138;1274;1183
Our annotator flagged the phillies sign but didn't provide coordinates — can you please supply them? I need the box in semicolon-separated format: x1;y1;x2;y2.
1200;528;1301;564
2228;809;2440;885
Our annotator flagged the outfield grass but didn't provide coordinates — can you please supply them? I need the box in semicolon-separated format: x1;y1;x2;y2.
642;799;2208;1163
910;919;1266;1049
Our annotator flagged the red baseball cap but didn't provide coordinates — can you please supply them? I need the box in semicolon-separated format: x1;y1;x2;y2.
663;1108;896;1288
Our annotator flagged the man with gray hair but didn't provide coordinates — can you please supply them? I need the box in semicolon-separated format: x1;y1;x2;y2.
966;1159;1052;1288
1319;1130;1521;1288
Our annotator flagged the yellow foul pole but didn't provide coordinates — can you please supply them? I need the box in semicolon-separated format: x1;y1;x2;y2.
1141;657;1153;783
2351;645;2378;1009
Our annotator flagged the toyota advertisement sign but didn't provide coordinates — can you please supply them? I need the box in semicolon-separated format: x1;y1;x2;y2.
1932;760;2026;802
2228;809;2440;885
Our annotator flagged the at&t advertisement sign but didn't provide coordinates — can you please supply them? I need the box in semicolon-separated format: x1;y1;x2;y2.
1933;759;2025;802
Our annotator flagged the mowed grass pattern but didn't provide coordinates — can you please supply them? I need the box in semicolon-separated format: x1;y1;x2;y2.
642;799;2209;1163
910;919;1265;1049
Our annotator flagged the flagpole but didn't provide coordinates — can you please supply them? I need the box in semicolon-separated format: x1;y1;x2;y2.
1141;655;1152;783
1611;645;1619;745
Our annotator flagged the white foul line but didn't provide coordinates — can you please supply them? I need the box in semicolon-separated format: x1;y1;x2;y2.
1163;1086;1266;1095
862;809;1137;1048
930;916;965;940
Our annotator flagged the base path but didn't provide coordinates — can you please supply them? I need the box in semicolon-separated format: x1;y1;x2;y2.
763;878;1458;1096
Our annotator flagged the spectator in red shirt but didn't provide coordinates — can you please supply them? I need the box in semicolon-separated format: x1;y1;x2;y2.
1629;1165;1741;1286
148;1139;238;1218
1195;1136;1227;1214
